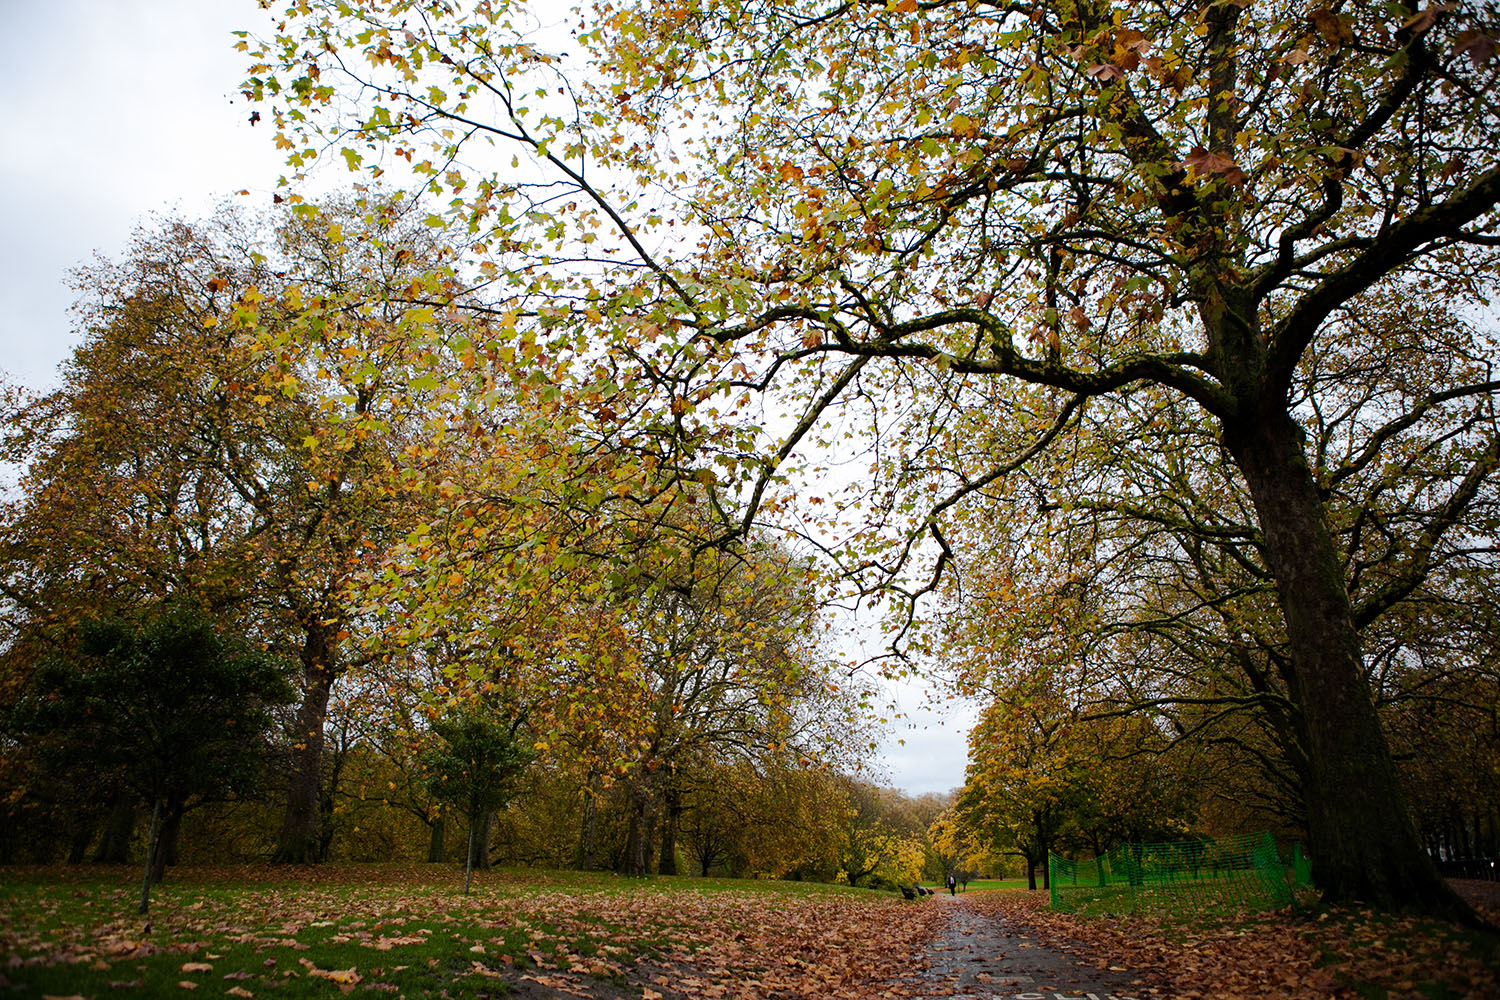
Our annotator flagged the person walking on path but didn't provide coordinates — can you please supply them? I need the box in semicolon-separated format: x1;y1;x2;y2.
946;873;956;895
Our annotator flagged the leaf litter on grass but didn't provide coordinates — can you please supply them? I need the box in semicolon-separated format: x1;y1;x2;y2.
2;865;948;999
976;884;1500;1000
15;866;1492;998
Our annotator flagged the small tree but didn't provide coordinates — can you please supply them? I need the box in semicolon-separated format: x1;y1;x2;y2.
422;706;533;893
7;603;294;913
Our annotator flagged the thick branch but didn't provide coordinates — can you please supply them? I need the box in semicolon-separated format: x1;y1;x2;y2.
1264;164;1500;397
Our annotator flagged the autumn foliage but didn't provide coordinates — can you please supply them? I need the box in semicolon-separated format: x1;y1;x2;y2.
3;11;1500;1000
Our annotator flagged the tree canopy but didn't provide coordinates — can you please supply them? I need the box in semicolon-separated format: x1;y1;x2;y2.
237;0;1500;917
5;602;293;910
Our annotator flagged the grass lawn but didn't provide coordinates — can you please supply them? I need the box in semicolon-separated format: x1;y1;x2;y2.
921;877;1033;893
9;864;1493;998
0;863;940;999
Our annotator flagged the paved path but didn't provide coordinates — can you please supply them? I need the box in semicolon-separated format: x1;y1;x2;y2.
898;893;1167;1000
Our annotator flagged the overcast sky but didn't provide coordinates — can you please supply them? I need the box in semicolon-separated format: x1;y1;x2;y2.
0;0;974;797
0;0;282;389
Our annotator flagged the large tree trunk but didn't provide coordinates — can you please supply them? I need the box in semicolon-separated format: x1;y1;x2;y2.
317;731;349;862
642;797;658;875
576;799;597;870
622;786;650;876
94;792;136;863
153;803;185;883
273;626;335;864
468;809;495;871
138;797;162;915
1225;408;1471;918
427;816;446;863
67;816;96;864
575;771;600;870
658;785;682;876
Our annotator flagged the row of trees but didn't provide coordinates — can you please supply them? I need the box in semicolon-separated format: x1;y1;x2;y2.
925;273;1500;890
3;0;1499;927
0;200;946;896
224;0;1500;921
1;611;950;894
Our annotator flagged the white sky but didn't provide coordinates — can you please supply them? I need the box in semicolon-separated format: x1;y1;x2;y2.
0;0;974;797
0;0;282;390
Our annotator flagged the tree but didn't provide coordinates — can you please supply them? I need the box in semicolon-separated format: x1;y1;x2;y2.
930;287;1500;861
673;752;849;879
245;0;1500;917
954;662;1198;890
608;544;836;875
959;683;1086;891
928;804;1007;883
422;703;534;892
5;603;293;913
829;777;930;889
1;198;467;864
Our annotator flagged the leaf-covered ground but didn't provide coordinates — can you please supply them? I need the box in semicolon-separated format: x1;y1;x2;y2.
971;881;1500;1000
2;865;1496;999
0;864;944;999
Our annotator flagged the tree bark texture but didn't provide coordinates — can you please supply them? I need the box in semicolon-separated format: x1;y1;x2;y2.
272;627;334;864
67;820;95;865
623;787;649;876
468;810;495;871
138;797;162;915
1224;408;1469;917
94;792;136;864
658;786;682;876
576;796;597;870
152;804;184;883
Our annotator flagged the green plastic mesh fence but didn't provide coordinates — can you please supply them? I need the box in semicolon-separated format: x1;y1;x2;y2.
1049;831;1311;916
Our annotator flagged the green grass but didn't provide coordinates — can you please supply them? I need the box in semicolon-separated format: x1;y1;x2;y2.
1051;869;1299;918
920;877;1032;893
959;877;1032;892
0;863;881;999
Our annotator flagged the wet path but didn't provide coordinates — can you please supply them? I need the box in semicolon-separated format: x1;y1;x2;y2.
898;893;1167;1000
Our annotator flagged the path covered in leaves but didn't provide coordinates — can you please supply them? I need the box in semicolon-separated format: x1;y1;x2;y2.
892;892;1163;1000
953;886;1500;1000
